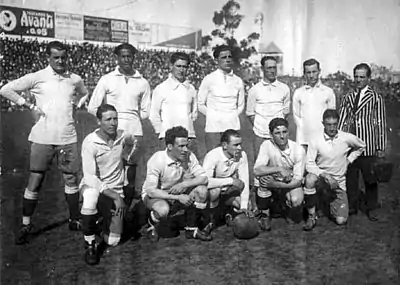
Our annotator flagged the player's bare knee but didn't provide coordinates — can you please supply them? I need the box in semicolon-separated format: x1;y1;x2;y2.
153;202;170;219
81;186;99;215
305;173;318;188
192;185;208;203
209;188;221;202
291;195;303;208
335;216;347;225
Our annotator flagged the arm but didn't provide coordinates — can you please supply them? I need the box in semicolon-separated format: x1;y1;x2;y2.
253;142;282;177
182;153;208;188
75;77;89;108
327;88;336;110
149;86;163;134
238;152;250;209
203;152;234;189
347;133;366;163
375;94;387;153
87;77;107;117
197;77;208;116
305;142;324;176
191;88;198;121
245;86;256;126
236;80;245;116
283;85;291;117
292;90;301;128
0;73;36;108
140;81;151;120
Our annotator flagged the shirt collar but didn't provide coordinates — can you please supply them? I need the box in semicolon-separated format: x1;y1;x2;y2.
167;73;191;90
113;66;142;78
261;79;278;87
218;68;234;77
323;131;339;141
93;129;124;146
165;150;182;167
305;80;322;90
219;147;242;165
45;65;71;77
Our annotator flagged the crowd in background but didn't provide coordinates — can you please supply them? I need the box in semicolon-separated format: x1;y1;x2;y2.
1;37;400;112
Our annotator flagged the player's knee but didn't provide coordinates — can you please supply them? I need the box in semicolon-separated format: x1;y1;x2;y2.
81;186;100;215
304;173;318;189
104;233;121;247
335;216;347;225
208;188;221;202
63;173;78;187
153;202;170;219
192;185;208;203
291;194;304;208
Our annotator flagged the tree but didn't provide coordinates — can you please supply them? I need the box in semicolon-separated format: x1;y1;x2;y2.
370;63;393;82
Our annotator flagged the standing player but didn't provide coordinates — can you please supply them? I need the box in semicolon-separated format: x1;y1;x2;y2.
80;104;137;265
292;59;336;151
87;43;151;200
246;56;291;158
338;63;387;221
253;118;306;231
304;109;365;230
142;126;211;241
0;41;89;244
198;45;245;152
202;129;250;235
149;52;197;152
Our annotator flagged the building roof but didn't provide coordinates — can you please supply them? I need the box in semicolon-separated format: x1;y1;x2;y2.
259;41;283;54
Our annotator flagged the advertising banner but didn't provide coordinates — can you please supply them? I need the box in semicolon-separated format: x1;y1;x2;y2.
128;21;152;46
0;5;54;37
83;16;110;42
55;12;83;41
110;19;128;43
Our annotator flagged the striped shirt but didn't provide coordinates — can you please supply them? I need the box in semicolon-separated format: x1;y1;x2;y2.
306;131;366;183
246;79;291;138
292;81;336;145
0;66;88;145
198;69;245;132
80;129;137;195
142;150;206;199
338;85;387;156
202;146;250;209
149;74;197;138
88;67;151;136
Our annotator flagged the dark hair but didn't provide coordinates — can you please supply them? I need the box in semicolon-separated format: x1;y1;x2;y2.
353;63;371;78
213;45;232;59
46;41;66;55
322;109;340;121
165;126;188;146
269;118;289;134
170;52;190;65
303;58;320;72
114;43;138;56
96;104;117;120
261;56;277;67
220;129;241;144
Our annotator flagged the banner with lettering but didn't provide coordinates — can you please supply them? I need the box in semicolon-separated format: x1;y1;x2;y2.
55;12;83;41
110;19;128;43
0;5;55;37
128;21;152;46
83;16;111;42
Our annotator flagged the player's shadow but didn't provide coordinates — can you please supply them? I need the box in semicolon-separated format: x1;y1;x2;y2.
28;219;70;241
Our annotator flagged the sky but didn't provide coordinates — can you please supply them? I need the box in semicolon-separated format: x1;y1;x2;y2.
2;0;400;75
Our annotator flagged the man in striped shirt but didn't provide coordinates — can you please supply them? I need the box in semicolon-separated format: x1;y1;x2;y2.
338;63;387;221
88;43;151;203
305;109;365;230
0;41;89;244
292;58;336;152
198;45;245;152
149;52;198;154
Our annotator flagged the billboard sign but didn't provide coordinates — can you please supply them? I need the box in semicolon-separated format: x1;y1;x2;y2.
55;12;83;40
110;19;128;43
83;16;110;42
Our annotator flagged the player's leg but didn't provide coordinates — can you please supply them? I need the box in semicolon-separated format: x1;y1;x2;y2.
143;196;171;242
58;143;81;231
346;158;361;215
303;173;318;231
124;136;143;205
203;188;221;235
186;185;212;241
330;180;349;225
81;186;100;265
205;132;221;153
285;186;304;224
16;143;53;245
98;193;124;247
359;156;379;221
255;181;273;231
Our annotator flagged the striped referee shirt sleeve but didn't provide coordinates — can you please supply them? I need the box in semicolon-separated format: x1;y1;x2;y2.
375;94;387;152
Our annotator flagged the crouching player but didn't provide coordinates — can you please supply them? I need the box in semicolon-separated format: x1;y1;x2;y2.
253;118;306;231
202;129;250;235
142;126;211;242
304;109;365;230
80;104;137;265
